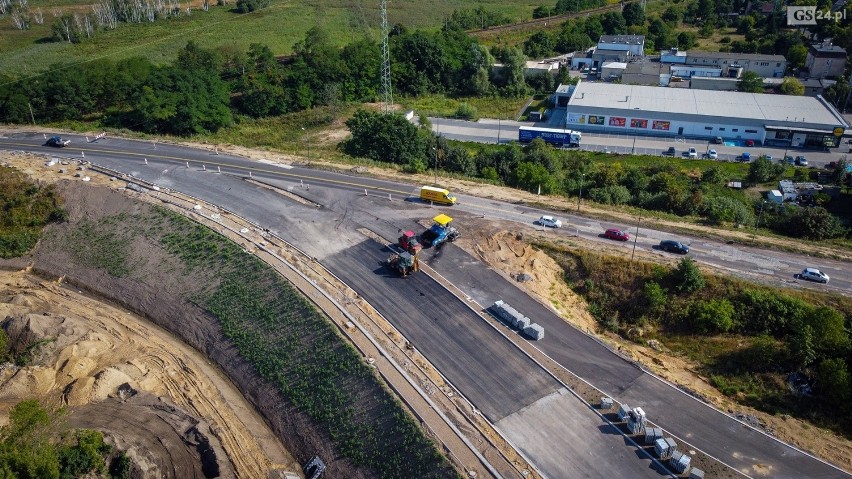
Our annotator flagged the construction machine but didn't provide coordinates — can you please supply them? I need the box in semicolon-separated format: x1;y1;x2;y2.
420;214;460;248
398;230;422;254
386;251;419;276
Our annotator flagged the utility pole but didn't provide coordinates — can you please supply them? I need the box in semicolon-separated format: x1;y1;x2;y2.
28;102;35;125
432;145;438;184
752;200;766;243
630;214;641;263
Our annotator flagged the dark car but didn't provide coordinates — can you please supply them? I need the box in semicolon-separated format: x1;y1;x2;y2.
604;228;630;241
794;156;808;166
713;136;723;144
662;147;676;156
659;240;689;254
45;136;70;147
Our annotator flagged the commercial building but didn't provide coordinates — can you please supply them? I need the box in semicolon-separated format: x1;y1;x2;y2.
661;49;787;78
572;35;646;69
806;42;847;79
561;81;848;148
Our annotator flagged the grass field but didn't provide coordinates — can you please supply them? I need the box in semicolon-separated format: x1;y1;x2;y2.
0;0;553;73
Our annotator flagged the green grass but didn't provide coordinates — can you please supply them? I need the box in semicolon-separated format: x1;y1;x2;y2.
400;94;528;120
0;166;66;258
0;0;554;73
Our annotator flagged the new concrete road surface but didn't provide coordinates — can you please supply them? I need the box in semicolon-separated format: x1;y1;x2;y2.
1;131;850;478
323;240;668;479
426;238;851;479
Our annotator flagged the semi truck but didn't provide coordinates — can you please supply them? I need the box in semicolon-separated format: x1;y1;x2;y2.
420;186;457;205
518;126;581;147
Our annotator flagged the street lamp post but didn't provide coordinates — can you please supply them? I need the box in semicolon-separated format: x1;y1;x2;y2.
577;173;585;212
432;146;438;185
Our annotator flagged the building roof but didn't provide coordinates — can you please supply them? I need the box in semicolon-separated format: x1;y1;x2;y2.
626;62;670;75
599;35;645;45
808;43;847;57
686;51;786;62
567;81;848;127
602;62;628;70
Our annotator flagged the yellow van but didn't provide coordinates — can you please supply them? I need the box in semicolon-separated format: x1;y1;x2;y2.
420;186;457;205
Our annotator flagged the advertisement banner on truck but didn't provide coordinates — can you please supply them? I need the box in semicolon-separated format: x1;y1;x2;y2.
630;119;648;128
609;117;626;127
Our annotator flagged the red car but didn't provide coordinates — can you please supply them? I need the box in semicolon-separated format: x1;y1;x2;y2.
604;228;630;241
745;139;755;147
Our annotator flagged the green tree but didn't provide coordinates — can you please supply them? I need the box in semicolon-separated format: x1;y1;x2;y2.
524;31;555;58
701;196;755;226
672;257;705;294
746;155;785;183
787;44;808;68
779;77;804;95
690;299;735;333
677;31;697;49
512;162;558;194
643;281;667;311
343;110;426;165
622;2;646;26
738;71;764;93
662;6;682;25
588;185;632;205
700;165;728;186
803;307;850;359
788;325;816;368
816;358;850;405
778;206;845;240
600;12;627;35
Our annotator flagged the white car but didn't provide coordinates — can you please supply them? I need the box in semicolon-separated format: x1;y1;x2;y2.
687;147;698;158
706;149;718;159
800;268;829;284
537;215;562;228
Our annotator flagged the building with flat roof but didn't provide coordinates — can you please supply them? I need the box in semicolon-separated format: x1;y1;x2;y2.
661;49;787;78
562;81;848;148
597;35;645;56
806;42;847;79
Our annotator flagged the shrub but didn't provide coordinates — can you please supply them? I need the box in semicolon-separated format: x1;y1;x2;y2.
588;185;632;205
690;299;735;333
672;257;705;294
235;0;270;13
815;358;850;405
774;206;845;240
454;102;478;120
403;157;427;174
720;36;731;43
701;196;754;226
734;288;811;336
643;281;667;311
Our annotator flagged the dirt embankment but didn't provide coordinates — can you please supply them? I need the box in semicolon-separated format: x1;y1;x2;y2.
0;269;298;478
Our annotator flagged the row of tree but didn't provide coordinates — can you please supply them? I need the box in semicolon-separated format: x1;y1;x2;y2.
344;110;849;240
0;22;540;134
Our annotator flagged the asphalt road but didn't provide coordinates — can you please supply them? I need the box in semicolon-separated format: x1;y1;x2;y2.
434;115;851;168
1;131;850;478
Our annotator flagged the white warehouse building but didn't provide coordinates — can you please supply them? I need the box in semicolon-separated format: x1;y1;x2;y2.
562;81;848;148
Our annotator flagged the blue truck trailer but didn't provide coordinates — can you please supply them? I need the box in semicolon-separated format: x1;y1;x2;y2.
518;126;582;147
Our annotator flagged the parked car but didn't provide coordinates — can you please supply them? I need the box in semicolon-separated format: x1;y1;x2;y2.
604;228;630;241
799;267;829;284
795;156;808;166
705;149;718;159
785;155;795;164
659;240;689;254
663;147;676;156
762;155;773;161
45;136;70;147
736;152;751;162
686;147;698;158
745;139;755;147
714;136;723;144
536;215;562;228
